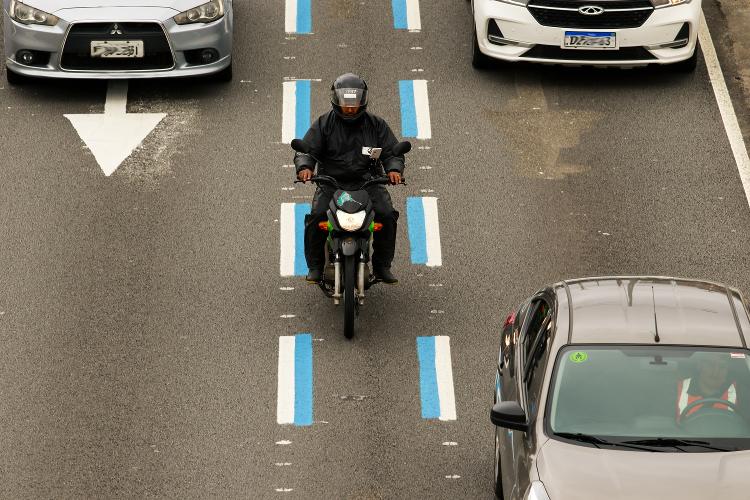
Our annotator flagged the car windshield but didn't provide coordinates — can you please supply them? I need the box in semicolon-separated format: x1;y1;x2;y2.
547;346;750;451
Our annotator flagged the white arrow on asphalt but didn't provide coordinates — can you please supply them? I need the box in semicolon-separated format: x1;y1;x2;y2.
65;81;166;176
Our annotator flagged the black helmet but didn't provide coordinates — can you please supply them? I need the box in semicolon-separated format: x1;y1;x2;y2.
330;73;368;121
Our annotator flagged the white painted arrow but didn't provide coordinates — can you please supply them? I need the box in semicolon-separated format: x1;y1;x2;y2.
65;81;166;176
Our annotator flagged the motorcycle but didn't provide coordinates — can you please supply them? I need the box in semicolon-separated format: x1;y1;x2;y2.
291;138;411;339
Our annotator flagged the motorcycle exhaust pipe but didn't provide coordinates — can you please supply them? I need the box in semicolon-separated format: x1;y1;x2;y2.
357;261;365;304
333;261;341;305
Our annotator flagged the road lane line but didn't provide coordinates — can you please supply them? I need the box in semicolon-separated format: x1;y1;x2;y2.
399;80;431;139
285;0;311;33
280;203;311;276
277;336;296;424
417;336;441;419
699;12;750;209
281;80;311;144
407;197;442;267
434;336;457;421
392;0;421;30
277;334;314;426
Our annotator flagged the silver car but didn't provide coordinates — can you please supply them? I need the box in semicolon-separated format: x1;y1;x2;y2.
2;0;233;83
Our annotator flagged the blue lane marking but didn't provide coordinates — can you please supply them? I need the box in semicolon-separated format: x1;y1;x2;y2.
294;203;310;276
294;333;313;426
399;80;418;138
417;336;440;419
295;80;311;140
406;197;427;265
297;0;312;34
392;0;407;29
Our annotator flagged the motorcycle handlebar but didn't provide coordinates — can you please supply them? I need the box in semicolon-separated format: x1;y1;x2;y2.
294;175;406;188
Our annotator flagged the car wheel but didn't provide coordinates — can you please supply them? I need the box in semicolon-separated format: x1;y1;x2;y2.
672;44;698;73
472;24;493;70
494;427;505;499
6;68;29;85
212;62;233;83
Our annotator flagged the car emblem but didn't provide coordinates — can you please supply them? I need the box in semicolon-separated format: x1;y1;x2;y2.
110;23;123;35
578;5;605;15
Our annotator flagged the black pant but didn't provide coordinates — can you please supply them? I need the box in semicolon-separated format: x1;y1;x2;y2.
304;185;399;270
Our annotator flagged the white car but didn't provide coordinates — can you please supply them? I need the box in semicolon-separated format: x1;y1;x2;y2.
470;0;700;70
3;0;233;84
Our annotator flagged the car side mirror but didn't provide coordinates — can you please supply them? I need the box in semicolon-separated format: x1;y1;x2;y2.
490;401;529;432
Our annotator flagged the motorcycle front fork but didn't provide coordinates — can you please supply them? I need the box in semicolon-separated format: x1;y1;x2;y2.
331;258;367;306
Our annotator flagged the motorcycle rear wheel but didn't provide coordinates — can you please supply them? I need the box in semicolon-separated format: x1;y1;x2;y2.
343;255;356;339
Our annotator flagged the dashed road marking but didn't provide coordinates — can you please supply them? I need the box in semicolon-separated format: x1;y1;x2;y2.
285;0;311;34
280;203;311;276
417;336;457;421
392;0;421;30
282;80;311;144
407;197;442;267
399;80;432;139
277;334;314;426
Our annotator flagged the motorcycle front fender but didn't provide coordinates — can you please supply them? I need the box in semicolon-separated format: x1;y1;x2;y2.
341;237;358;256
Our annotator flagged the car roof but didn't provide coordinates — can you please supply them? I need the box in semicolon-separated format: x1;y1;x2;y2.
555;276;749;347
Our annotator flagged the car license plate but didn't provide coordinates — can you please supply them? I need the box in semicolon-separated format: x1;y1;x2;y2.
90;40;144;58
563;31;617;50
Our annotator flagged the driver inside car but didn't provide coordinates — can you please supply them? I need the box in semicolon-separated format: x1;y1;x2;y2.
676;353;738;423
294;73;405;285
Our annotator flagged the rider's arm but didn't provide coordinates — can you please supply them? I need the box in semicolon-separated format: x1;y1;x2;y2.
378;120;405;174
294;117;325;175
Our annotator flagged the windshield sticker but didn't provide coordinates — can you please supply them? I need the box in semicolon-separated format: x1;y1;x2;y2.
731;352;747;359
569;351;588;363
337;192;358;206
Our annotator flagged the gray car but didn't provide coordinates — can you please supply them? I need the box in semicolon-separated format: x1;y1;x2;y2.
492;276;750;500
2;0;233;83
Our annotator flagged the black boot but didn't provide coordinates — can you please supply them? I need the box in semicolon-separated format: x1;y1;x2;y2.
374;267;398;284
306;268;323;283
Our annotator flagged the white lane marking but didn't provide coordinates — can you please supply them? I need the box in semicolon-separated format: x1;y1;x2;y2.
275;488;294;492
280;314;296;318
279;203;296;277
281;82;297;144
699;12;750;209
280;287;295;291
65;81;166;176
435;336;457;421
423;197;442;267
284;0;297;33
276;440;292;445
277;336;296;425
445;475;461;479
274;462;293;466
413;80;432;140
442;441;458;446
406;0;421;30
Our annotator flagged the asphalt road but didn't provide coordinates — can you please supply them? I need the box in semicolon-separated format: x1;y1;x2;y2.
1;0;750;498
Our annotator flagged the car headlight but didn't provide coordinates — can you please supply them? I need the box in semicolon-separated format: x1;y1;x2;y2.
336;210;367;232
651;0;691;7
525;481;551;500
9;0;59;26
174;0;225;25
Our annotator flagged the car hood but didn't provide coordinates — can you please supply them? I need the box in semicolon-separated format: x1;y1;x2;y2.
25;0;205;14
536;438;750;500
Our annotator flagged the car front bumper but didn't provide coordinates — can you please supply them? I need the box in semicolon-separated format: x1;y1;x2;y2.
3;5;233;79
473;0;701;66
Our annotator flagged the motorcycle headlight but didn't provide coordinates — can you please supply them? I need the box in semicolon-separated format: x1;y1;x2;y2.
9;0;59;26
525;481;551;500
174;0;225;25
651;0;690;7
336;210;367;232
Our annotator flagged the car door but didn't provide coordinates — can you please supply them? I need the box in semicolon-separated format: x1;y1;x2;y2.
510;294;554;499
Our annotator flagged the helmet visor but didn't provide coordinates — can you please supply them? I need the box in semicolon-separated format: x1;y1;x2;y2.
332;87;368;108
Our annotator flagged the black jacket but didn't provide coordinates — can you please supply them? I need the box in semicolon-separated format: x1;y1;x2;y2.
293;110;405;185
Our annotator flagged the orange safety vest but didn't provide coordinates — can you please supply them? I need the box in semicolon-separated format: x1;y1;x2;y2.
676;378;737;421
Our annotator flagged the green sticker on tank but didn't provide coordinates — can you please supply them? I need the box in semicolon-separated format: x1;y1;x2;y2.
569;351;588;363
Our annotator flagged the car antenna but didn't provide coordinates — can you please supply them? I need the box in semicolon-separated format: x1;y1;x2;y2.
651;286;660;343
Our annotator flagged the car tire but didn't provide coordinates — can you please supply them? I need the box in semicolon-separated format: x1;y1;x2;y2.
212;62;233;83
472;25;493;70
493;427;505;499
6;68;29;85
672;44;698;73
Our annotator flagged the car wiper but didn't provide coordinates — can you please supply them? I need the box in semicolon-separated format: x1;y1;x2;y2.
620;438;731;452
554;433;661;452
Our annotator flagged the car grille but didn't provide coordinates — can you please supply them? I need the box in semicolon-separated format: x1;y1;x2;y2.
521;44;656;61
61;22;173;71
527;0;654;29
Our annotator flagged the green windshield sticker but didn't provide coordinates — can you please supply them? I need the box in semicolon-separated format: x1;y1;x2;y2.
337;192;354;206
569;351;588;363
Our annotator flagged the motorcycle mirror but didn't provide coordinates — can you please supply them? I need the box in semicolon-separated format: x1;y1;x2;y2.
392;141;411;156
291;139;311;154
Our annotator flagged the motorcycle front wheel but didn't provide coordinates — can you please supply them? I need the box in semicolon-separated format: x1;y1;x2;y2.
343;254;356;339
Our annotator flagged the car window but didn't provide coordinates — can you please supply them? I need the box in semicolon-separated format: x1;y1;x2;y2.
547;346;750;451
521;298;553;418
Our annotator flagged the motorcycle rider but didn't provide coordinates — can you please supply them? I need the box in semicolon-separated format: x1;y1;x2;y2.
294;73;405;284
